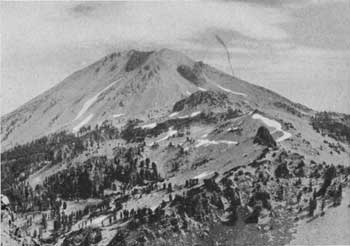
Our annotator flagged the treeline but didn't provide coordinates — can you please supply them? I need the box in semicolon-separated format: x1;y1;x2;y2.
7;147;161;212
1;131;85;191
1;120;122;192
43;154;161;201
311;111;350;143
273;102;302;117
76;120;120;142
5;180;48;213
1;131;85;161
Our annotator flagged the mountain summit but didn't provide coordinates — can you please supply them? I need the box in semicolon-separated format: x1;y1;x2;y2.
1;48;310;150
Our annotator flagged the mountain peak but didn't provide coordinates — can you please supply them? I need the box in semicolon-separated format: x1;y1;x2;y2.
0;47;316;150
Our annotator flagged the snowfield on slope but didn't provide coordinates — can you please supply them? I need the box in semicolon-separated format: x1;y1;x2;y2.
113;113;125;118
141;123;157;129
252;113;292;142
193;171;214;179
216;85;247;97
169;112;179;118
173;111;201;119
71;214;109;231
196;139;238;147
74;78;123;121
190;111;201;117
73;114;94;133
156;128;178;142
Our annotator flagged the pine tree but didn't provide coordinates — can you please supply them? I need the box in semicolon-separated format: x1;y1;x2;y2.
168;183;173;193
78;170;92;199
152;162;158;179
41;214;47;229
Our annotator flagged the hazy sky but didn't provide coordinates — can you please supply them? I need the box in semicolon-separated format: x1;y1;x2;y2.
1;0;350;114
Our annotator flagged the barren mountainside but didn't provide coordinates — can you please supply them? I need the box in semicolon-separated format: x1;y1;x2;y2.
2;48;310;150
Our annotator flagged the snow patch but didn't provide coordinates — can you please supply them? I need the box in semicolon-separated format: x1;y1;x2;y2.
169;112;179;118
141;122;157;129
113;113;125;118
74;78;122;120
196;139;214;147
219;140;239;145
277;131;292;142
190;111;201;117
91;215;108;226
73;114;93;133
198;87;207;92
174;111;201;119
186;90;191;96
194;171;213;179
156;127;178;142
227;127;239;132
252;113;292;142
196;139;238;147
216;85;247;97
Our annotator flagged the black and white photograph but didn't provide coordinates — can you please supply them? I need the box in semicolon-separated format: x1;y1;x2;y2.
1;1;350;245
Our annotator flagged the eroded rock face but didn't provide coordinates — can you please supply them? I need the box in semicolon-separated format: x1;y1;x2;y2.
125;50;154;72
253;126;277;148
172;91;229;112
177;64;204;86
62;227;102;246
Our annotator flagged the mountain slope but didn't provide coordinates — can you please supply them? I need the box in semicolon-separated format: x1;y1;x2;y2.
2;48;349;169
2;48;350;246
1;48;310;151
1;49;194;148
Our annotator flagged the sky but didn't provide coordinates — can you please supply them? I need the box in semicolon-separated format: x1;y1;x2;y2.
1;0;350;115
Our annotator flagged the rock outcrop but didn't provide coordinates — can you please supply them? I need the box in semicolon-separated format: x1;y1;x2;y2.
62;227;102;246
172;90;230;112
253;126;277;148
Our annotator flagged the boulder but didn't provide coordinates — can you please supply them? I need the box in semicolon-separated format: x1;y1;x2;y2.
1;194;10;209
